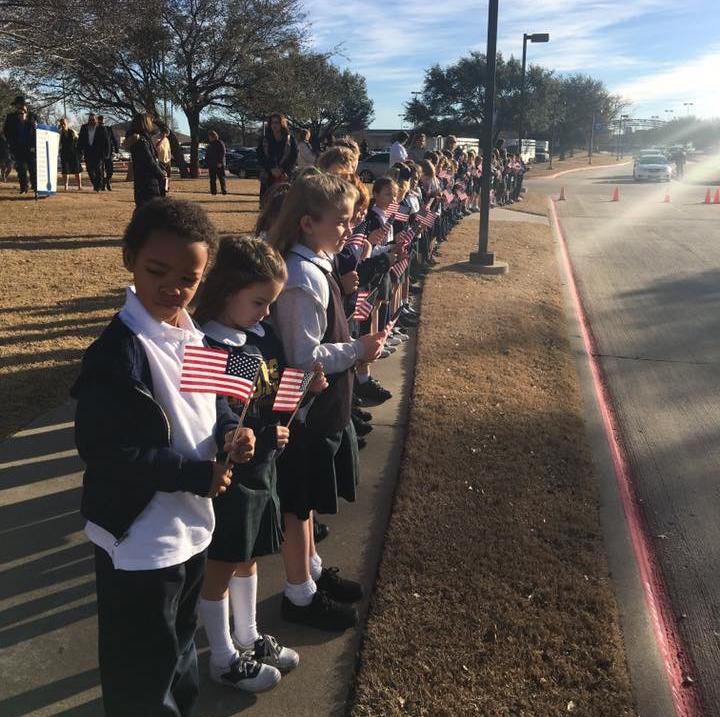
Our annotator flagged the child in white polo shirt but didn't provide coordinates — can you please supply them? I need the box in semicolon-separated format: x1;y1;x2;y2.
72;198;256;717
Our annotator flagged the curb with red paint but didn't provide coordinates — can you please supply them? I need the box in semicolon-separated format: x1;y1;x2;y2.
548;198;703;717
529;160;632;181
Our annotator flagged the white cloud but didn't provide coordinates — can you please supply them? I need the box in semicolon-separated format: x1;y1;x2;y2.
612;46;720;119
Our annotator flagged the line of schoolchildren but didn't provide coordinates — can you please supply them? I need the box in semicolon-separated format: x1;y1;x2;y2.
73;133;478;716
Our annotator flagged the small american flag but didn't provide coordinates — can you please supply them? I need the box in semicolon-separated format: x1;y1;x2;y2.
417;210;435;229
393;208;410;223
352;287;377;321
390;257;410;279
384;306;405;335
456;190;468;201
180;346;262;403
442;190;453;204
272;367;314;413
346;220;368;250
396;228;413;248
386;201;400;216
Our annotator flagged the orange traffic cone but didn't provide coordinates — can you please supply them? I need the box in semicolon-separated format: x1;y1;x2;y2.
705;188;712;204
663;190;671;203
714;189;720;204
559;185;566;200
611;186;620;202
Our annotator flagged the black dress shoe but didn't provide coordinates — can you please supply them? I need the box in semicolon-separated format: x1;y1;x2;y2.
316;567;364;602
357;437;367;449
281;591;358;631
313;520;329;543
352;415;373;437
352;394;365;407
352;407;373;422
355;378;392;404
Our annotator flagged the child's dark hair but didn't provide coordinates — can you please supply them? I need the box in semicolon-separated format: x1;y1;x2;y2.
194;235;287;325
122;197;218;258
369;176;398;210
255;182;290;235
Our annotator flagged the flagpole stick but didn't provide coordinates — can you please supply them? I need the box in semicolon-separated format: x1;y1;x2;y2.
284;387;311;428
224;366;260;466
225;397;252;466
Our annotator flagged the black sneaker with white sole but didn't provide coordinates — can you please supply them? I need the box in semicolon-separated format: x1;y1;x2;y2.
315;567;364;603
281;590;358;631
236;634;299;673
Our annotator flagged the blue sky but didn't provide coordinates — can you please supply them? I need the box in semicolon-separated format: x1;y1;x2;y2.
301;0;720;128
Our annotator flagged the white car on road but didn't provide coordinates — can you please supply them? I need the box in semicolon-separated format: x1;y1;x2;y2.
633;154;673;182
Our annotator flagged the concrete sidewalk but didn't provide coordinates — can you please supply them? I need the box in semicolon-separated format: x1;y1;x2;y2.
0;336;416;717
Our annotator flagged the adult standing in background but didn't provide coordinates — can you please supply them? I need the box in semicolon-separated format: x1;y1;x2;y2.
3;95;38;194
389;131;409;166
205;130;227;196
256;113;297;197
58;117;82;191
155;128;173;192
124;112;167;208
97;115;118;190
77;113;109;192
295;128;316;171
408;133;426;162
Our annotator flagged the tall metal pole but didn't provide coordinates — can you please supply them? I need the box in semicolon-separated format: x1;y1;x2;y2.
518;34;527;152
472;0;501;269
589;110;595;164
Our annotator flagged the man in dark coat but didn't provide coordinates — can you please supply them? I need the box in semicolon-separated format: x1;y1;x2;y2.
205;130;227;195
2;95;38;194
77;113;109;191
97;115;119;190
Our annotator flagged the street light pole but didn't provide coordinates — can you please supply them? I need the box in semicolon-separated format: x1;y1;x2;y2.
683;102;694;116
518;31;549;156
470;0;506;274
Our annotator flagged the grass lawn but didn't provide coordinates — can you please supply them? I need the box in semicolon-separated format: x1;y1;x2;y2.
0;175;260;438
349;212;636;716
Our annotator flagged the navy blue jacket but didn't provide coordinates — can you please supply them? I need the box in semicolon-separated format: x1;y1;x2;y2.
71;315;239;540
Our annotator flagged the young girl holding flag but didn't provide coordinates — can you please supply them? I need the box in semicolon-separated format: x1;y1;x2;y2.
192;235;328;692
269;173;386;631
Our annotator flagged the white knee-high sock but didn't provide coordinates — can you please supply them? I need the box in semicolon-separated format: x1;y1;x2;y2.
229;574;260;647
198;596;237;667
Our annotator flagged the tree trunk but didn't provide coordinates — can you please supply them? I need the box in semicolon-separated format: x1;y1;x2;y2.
187;106;201;178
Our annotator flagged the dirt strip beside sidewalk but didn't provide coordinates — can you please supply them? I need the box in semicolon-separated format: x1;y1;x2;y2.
348;214;637;716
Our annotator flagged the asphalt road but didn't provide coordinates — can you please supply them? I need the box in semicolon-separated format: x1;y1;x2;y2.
539;161;720;715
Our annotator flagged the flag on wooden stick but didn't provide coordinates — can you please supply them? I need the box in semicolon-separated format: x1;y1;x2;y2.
180;346;262;403
272;367;315;413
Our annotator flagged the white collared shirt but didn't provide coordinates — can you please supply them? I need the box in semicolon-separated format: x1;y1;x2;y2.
88;125;96;145
389;141;408;166
272;243;360;378
85;286;217;570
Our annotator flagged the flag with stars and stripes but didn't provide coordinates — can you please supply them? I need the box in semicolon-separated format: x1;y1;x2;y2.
417;210;435;229
390;257;410;280
180;346;262;403
352;287;378;322
346;221;368;250
386;201;400;216
272;367;315;413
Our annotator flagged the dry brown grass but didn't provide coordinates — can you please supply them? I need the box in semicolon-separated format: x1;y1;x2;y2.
531;151;624;173
0;176;261;438
349;214;636;717
503;191;549;217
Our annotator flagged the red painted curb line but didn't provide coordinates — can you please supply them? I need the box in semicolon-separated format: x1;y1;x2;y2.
529;161;632;181
549;198;703;717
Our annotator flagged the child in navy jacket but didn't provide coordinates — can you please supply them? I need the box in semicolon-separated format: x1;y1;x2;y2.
72;198;255;717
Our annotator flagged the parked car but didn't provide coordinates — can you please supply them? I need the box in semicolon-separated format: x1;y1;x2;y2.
357;152;390;183
534;150;549;163
633;154;673;182
228;148;261;178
